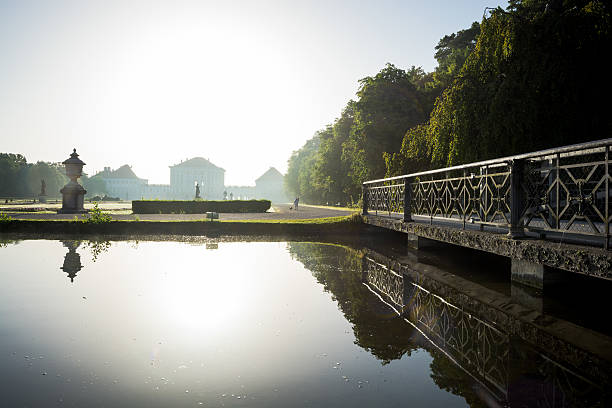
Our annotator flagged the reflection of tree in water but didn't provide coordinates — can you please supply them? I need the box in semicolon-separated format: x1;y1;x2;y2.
429;349;488;408
287;242;417;364
288;242;502;407
85;240;111;262
0;238;20;248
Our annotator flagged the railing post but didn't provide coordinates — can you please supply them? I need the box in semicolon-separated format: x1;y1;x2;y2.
404;177;412;222
362;184;368;215
509;159;525;238
606;146;609;250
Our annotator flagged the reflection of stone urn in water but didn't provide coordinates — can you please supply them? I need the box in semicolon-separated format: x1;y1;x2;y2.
61;240;82;282
58;149;88;214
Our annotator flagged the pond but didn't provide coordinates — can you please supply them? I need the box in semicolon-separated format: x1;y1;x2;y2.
0;238;610;407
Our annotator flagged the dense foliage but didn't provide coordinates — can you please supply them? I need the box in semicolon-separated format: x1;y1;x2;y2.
0;153;108;198
287;242;418;363
0;154;68;198
132;199;272;214
286;0;611;204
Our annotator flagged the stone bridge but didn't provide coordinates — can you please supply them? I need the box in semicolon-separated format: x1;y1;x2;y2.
362;139;612;289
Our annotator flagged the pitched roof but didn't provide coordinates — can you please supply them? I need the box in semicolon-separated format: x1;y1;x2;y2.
255;167;284;183
170;157;225;172
100;165;141;179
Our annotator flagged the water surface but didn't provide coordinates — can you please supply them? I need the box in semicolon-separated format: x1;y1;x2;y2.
0;238;610;407
0;239;465;407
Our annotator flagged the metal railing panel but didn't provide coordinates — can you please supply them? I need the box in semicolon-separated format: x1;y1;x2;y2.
363;138;612;248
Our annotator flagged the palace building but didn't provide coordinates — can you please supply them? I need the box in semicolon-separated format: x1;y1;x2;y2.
96;165;148;201
95;159;286;202
169;157;225;200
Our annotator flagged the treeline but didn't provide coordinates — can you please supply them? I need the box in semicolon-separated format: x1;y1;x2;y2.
285;0;611;205
0;153;107;198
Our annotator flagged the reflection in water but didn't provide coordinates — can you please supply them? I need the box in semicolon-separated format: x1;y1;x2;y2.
287;243;418;364
0;239;610;407
361;250;611;407
288;243;612;407
58;240;112;282
85;240;112;262
60;240;82;282
0;238;20;248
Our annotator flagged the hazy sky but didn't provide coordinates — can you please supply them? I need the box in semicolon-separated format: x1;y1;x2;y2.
0;0;507;185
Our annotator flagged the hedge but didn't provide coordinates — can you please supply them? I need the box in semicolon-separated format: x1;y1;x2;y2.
132;200;271;214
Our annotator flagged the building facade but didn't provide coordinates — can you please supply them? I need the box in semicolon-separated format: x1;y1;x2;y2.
254;167;289;202
169;158;225;199
226;167;289;203
96;160;284;202
97;165;148;200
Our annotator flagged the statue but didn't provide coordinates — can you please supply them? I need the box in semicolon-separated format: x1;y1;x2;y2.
223;190;227;200
39;179;47;203
195;182;201;199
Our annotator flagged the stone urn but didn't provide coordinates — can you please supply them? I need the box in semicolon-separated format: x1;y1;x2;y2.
58;149;88;214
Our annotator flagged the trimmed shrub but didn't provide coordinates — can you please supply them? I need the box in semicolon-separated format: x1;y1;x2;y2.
132;200;271;214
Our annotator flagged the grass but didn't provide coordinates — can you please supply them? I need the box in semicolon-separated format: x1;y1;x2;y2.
218;214;361;224
298;204;361;212
0;214;364;237
4;213;361;224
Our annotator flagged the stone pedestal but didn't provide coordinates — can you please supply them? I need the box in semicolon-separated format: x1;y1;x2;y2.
58;149;87;214
58;181;87;214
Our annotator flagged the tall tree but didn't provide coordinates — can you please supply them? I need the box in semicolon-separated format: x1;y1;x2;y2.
285;134;321;202
432;22;481;90
26;162;68;197
0;153;28;196
345;63;427;184
312;102;357;204
429;0;611;167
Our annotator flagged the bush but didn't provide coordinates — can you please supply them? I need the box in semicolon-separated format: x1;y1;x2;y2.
84;202;112;224
89;195;120;202
132;200;271;214
0;212;12;223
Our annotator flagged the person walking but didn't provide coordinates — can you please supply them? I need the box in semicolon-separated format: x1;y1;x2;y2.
293;197;299;210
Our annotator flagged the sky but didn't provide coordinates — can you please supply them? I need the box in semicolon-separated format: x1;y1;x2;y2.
0;0;508;186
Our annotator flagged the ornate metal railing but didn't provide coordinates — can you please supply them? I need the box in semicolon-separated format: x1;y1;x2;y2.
363;138;612;248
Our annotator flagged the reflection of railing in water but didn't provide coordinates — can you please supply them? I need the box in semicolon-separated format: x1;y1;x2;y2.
365;257;509;400
408;279;509;398
363;138;612;248
363;255;609;407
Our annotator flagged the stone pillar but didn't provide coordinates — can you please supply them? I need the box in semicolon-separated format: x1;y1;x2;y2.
406;232;437;250
406;232;420;250
511;258;565;290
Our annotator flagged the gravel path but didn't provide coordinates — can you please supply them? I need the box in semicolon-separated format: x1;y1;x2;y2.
4;203;355;221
